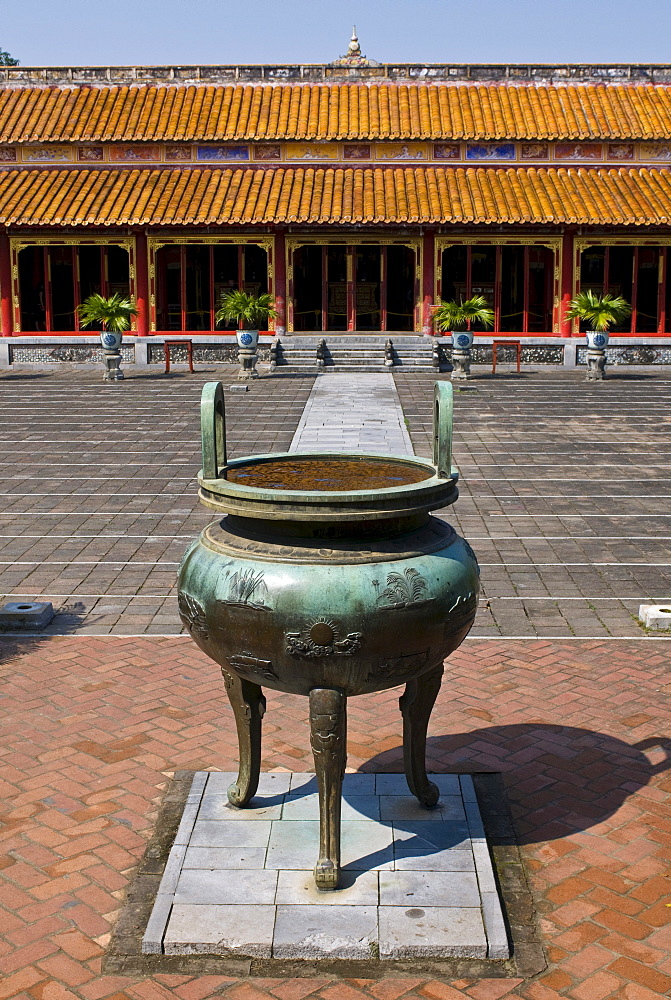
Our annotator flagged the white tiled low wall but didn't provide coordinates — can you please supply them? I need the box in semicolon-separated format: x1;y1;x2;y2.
0;335;276;367
2;334;671;368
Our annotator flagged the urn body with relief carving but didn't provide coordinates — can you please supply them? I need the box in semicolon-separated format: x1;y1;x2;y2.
178;512;478;697
177;382;479;697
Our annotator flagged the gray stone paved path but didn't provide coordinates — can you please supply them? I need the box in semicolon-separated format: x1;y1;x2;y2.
395;370;671;640
0;368;313;636
2;366;671;639
289;373;413;455
144;771;507;960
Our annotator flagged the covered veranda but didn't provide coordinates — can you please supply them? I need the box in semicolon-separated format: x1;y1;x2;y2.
2;164;671;338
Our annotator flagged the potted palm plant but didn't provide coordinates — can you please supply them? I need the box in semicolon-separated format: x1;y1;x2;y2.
77;293;138;381
216;290;276;379
215;290;276;350
432;295;495;379
566;291;631;380
566;290;631;345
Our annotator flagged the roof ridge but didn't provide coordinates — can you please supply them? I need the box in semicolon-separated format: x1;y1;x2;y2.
3;80;671;91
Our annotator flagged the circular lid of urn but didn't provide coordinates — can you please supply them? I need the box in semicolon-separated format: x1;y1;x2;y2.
197;381;458;522
198;452;457;522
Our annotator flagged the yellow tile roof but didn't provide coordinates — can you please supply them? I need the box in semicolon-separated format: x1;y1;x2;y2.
1;165;670;226
3;83;671;141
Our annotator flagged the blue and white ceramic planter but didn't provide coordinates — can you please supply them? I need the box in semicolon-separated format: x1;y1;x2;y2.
586;330;609;349
236;330;259;350
452;331;474;349
100;331;123;351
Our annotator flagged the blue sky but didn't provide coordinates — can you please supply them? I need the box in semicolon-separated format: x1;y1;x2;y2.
2;0;671;66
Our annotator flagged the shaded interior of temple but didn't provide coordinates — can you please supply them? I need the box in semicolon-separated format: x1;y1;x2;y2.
292;244;416;332
18;244;130;332
155;244;268;331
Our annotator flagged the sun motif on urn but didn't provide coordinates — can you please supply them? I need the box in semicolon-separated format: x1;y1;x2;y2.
285;618;363;658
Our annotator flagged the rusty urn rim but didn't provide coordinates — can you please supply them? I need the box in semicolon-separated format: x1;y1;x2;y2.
197;382;458;521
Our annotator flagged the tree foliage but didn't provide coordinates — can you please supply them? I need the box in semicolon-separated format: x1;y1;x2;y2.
0;47;19;66
77;293;138;332
215;290;275;329
566;290;631;332
432;295;495;332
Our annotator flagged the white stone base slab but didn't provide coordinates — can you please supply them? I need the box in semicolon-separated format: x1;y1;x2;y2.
143;772;509;961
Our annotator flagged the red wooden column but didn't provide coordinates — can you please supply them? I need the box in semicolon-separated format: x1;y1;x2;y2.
630;247;639;335
134;231;149;337
658;247;667;335
559;228;575;337
494;245;503;333
347;246;355;331
380;246;387;332
0;231;12;337
422;230;435;334
273;230;286;335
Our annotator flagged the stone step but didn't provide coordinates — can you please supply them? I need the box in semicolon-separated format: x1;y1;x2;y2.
281;363;437;373
278;357;432;363
280;334;443;340
324;350;430;355
279;342;434;348
276;364;436;371
276;349;435;358
320;365;435;373
277;343;430;348
277;341;441;352
273;336;440;370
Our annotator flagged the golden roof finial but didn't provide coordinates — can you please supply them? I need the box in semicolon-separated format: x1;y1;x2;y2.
331;27;379;67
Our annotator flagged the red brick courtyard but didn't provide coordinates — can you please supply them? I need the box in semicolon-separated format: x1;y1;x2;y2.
1;634;670;1000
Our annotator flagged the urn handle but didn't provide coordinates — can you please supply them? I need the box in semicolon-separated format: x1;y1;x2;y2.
201;381;227;479
433;381;453;479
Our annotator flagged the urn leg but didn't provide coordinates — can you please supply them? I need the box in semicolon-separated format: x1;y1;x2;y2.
399;664;444;808
309;688;347;890
221;667;266;807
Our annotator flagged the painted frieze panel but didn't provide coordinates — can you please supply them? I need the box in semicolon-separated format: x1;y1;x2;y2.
22;145;72;162
520;142;549;159
0;147;17;161
466;143;515;160
343;143;372;160
254;144;282;160
78;146;104;161
197;145;250;161
639;143;671;160
554;143;603;160
165;145;193;161
376;142;427;160
110;145;161;161
608;143;635;160
285;143;339;160
433;143;460;159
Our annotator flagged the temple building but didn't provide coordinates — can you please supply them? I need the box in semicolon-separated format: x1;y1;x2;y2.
3;34;671;350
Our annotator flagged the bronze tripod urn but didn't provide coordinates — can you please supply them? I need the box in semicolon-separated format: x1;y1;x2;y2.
178;381;479;889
